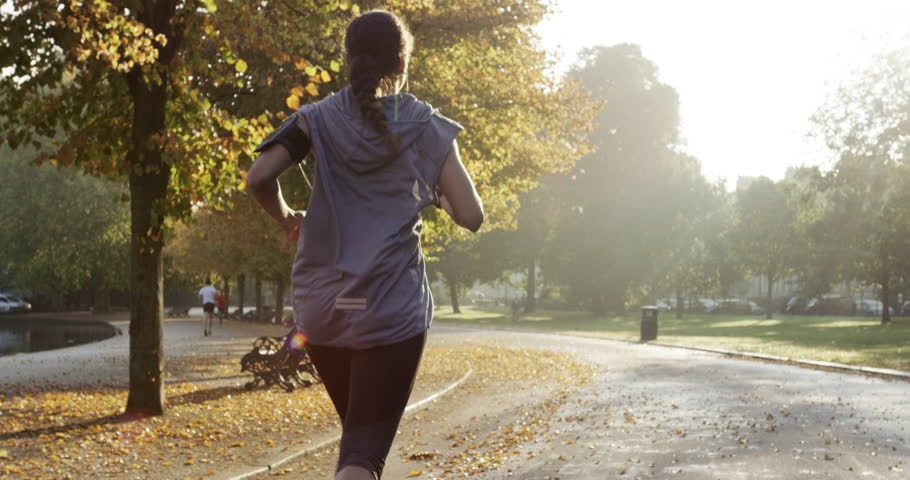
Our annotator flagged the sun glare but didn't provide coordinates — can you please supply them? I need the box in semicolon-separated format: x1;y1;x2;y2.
537;0;910;186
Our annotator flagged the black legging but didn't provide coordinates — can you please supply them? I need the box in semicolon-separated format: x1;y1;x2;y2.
307;332;427;479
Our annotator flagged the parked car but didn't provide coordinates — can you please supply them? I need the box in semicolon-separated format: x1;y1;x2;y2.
655;299;674;312
468;292;496;306
804;294;853;316
716;298;765;315
854;298;893;316
785;296;807;314
679;297;719;313
0;294;31;313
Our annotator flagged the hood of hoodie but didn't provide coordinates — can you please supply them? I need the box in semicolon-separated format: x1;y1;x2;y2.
307;87;437;174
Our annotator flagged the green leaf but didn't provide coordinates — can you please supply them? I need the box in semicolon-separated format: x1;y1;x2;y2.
329;60;341;73
235;59;248;73
304;66;317;76
201;0;217;13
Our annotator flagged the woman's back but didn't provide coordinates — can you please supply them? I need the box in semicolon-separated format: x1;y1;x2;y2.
291;87;462;349
296;88;460;273
246;9;482;479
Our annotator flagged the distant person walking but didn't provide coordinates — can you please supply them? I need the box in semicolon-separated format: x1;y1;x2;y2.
247;10;483;480
215;292;226;324
198;278;217;336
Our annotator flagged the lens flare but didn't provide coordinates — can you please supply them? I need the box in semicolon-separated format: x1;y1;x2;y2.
287;331;308;351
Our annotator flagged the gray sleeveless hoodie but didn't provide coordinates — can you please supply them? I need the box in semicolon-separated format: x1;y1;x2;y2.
292;87;462;349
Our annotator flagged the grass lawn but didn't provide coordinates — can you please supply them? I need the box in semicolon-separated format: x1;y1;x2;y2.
434;305;910;373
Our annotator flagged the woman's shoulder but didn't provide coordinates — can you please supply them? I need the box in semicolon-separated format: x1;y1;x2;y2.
295;88;348;116
394;93;463;128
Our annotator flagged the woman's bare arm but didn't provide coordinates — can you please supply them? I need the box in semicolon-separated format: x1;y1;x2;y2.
436;140;484;232
246;116;311;241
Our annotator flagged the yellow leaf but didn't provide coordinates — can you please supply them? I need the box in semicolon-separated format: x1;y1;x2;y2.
329;60;341;72
291;86;306;97
408;470;423;477
295;58;308;71
235;59;248;73
0;449;9;459
352;4;360;14
305;83;319;96
320;70;331;83
286;94;301;110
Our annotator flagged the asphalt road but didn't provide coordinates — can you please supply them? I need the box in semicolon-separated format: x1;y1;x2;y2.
4;319;907;479
383;328;909;479
489;329;909;479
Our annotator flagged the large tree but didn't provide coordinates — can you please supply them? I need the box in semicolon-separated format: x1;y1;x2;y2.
543;45;699;315
812;48;910;324
0;0;349;415
731;176;801;319
783;167;849;300
655;162;723;318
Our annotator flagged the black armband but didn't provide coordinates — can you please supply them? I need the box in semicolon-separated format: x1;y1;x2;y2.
254;113;312;163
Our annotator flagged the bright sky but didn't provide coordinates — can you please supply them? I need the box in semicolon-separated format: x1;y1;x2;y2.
537;0;910;187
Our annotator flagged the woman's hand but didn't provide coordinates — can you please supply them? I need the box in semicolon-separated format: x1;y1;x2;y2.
281;210;306;243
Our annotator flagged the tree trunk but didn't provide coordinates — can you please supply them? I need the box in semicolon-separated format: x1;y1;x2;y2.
120;0;182;418
765;273;774;320
675;288;683;319
124;75;169;416
236;273;246;315
881;277;892;325
274;277;286;324
525;257;537;313
221;276;230;324
255;276;263;321
448;278;461;314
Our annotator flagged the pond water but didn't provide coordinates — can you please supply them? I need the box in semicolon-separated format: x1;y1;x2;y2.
0;317;119;356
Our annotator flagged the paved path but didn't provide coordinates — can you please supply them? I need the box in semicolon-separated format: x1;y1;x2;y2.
3;317;908;479
0;313;288;387
250;327;909;479
493;331;909;479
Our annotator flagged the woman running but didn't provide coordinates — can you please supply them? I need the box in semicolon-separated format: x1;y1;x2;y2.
247;9;483;480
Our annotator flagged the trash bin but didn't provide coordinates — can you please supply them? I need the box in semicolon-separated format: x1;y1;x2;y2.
640;306;658;342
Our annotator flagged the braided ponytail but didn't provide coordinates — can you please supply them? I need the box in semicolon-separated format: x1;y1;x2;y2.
348;54;399;152
344;10;414;153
